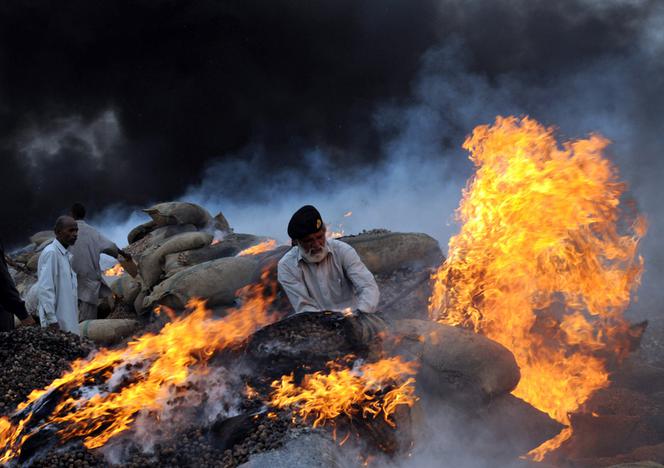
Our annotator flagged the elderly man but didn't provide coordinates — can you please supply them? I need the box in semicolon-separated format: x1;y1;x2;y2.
277;205;380;315
1;241;36;332
68;203;129;321
37;216;79;334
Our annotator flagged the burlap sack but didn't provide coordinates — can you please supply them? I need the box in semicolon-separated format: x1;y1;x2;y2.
138;231;213;288
29;230;54;246
126;224;199;258
109;274;141;304
143;202;212;228
26;251;42;272
389;319;520;404
127;220;157;244
340;231;443;274
80;319;140;345
143;256;259;311
163;233;264;277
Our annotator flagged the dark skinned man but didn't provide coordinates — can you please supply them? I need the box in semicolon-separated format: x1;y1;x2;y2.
37;216;79;334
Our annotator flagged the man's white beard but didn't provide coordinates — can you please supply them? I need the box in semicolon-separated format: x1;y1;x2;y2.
299;243;329;263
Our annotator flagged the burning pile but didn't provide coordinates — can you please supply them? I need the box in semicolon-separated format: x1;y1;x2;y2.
429;116;647;460
0;279;424;466
3;115;661;467
0;275;280;464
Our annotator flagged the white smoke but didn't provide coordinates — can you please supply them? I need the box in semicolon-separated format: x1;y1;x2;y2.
87;2;664;343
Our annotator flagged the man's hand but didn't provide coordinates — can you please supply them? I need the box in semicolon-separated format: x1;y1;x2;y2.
19;315;36;326
47;322;60;331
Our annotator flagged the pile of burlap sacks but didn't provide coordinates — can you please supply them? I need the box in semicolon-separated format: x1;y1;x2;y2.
7;201;443;344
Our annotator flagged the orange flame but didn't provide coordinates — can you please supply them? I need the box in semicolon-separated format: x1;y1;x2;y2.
237;240;278;256
104;264;125;277
0;270;280;463
428;116;646;460
269;357;418;429
326;223;345;239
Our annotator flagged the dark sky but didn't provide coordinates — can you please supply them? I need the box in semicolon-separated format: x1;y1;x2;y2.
0;0;659;246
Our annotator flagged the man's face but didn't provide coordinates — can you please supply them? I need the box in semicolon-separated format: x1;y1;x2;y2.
298;227;326;255
56;221;79;247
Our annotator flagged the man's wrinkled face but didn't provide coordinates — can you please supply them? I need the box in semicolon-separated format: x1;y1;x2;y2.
298;227;326;255
57;221;78;247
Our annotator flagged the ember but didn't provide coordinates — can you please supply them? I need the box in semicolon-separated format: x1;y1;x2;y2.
428;116;647;459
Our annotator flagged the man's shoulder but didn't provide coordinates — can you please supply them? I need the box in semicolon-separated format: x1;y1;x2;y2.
76;221;98;236
41;241;57;255
38;244;58;266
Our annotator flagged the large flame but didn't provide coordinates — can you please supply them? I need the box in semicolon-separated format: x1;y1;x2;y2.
0;270;280;464
237;239;278;256
270;356;418;429
428;116;646;459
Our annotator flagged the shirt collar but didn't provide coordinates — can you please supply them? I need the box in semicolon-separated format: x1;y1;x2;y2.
53;239;68;255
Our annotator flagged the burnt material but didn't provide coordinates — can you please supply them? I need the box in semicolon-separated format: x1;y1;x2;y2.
244;311;373;381
211;409;267;451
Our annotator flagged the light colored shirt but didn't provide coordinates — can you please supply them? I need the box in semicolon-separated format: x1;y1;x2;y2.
277;238;380;314
68;220;118;304
37;239;79;334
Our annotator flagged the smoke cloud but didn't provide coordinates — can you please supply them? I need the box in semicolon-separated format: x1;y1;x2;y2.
3;1;662;318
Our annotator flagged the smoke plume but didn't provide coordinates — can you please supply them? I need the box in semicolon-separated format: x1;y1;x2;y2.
3;0;662;320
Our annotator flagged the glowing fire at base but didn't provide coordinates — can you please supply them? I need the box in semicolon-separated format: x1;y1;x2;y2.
237;239;278;256
270;357;418;428
0;271;280;464
104;263;125;277
429;116;646;460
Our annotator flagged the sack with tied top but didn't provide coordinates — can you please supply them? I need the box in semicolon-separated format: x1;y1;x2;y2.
143;202;213;228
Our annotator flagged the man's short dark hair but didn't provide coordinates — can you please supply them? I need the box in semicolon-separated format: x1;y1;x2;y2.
71;203;86;220
55;215;75;232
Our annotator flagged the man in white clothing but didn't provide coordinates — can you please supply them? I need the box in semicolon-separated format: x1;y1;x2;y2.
68;203;130;321
277;205;380;315
37;216;80;334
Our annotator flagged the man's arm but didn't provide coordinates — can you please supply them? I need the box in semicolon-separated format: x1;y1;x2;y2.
96;230;120;258
277;260;319;314
340;245;380;313
36;250;59;327
0;250;31;322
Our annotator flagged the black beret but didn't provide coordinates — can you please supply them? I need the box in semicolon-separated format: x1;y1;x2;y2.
288;205;323;240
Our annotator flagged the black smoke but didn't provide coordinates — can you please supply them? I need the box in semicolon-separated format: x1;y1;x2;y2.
0;0;660;247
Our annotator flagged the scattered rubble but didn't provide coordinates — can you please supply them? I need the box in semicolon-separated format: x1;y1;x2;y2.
0;327;93;415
